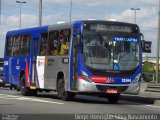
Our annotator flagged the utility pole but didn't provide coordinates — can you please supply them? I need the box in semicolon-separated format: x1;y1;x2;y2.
16;1;26;29
70;0;72;22
156;0;160;84
130;8;140;24
0;0;1;24
39;0;42;26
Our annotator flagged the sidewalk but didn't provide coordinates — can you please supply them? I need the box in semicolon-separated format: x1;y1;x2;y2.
120;83;160;105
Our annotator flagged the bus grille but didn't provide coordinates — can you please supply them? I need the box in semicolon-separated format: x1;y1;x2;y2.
90;70;133;78
96;85;128;92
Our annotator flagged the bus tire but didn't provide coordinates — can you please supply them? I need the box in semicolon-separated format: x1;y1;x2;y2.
10;86;13;90
16;86;20;91
107;94;120;104
20;75;30;96
30;90;37;96
57;78;75;101
14;86;17;90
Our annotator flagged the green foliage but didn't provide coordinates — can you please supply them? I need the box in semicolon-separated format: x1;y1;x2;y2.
142;62;155;72
142;62;156;82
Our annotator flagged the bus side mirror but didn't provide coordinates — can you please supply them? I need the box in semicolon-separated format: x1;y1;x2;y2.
141;40;152;53
140;33;152;53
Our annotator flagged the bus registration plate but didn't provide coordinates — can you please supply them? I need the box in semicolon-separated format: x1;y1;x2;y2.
106;89;118;94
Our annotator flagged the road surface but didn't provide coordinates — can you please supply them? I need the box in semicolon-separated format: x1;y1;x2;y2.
0;87;159;120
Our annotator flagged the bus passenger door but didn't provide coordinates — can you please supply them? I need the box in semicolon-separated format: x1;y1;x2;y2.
31;34;40;87
72;35;80;90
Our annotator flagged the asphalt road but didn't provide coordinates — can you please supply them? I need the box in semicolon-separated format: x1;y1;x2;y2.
0;87;160;120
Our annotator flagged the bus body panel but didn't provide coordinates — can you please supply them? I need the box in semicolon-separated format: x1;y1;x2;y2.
4;26;48;88
42;56;70;90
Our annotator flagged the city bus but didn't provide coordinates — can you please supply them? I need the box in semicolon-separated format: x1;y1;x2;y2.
3;20;150;103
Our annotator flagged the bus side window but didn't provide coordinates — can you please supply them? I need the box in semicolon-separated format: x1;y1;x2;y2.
58;29;70;56
10;36;14;56
12;37;15;56
40;33;48;56
26;36;31;55
21;35;31;56
6;37;13;56
12;36;20;56
21;36;24;55
48;31;59;56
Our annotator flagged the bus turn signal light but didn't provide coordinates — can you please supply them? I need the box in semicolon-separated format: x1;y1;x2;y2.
45;58;48;66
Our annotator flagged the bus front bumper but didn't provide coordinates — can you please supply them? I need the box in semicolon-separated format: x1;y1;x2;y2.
74;79;140;95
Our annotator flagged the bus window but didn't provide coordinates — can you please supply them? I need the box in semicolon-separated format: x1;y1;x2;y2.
7;37;13;46
40;33;48;56
6;37;13;56
48;31;59;56
21;35;31;56
12;36;20;56
58;30;70;56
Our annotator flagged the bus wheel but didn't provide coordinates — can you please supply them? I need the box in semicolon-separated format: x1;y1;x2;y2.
107;94;120;104
57;79;74;101
20;75;30;96
30;90;37;96
10;86;13;90
14;86;17;90
16;86;20;91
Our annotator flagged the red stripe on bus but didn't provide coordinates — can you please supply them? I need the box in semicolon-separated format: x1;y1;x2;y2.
76;76;84;79
25;59;30;87
77;76;108;83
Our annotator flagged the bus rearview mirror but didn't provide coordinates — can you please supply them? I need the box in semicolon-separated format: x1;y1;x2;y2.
142;40;152;53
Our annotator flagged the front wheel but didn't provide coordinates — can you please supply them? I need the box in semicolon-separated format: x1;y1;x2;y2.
57;79;75;101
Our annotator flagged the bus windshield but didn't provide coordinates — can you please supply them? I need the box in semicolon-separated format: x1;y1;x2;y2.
83;35;139;71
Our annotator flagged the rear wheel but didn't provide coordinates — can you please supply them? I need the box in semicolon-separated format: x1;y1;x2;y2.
107;94;120;104
30;90;37;96
16;86;20;91
20;75;30;96
9;86;13;90
57;78;75;101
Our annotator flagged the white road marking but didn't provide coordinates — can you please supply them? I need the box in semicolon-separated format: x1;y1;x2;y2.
0;94;21;98
0;93;64;105
145;105;160;109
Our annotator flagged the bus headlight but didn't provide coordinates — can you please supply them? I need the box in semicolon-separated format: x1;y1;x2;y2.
81;70;92;83
131;73;141;84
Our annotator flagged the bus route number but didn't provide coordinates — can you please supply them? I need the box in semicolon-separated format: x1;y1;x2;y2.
122;79;131;83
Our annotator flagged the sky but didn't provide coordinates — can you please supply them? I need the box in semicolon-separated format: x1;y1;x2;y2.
0;0;159;57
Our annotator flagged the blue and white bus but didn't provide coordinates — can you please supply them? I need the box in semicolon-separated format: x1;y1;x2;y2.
3;20;150;103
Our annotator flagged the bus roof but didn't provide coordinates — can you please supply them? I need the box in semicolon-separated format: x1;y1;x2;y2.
81;20;138;26
6;20;138;36
6;25;48;36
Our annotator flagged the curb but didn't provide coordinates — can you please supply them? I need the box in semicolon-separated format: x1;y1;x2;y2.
154;100;160;106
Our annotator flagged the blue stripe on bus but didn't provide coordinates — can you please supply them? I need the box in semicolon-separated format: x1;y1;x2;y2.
70;21;83;90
